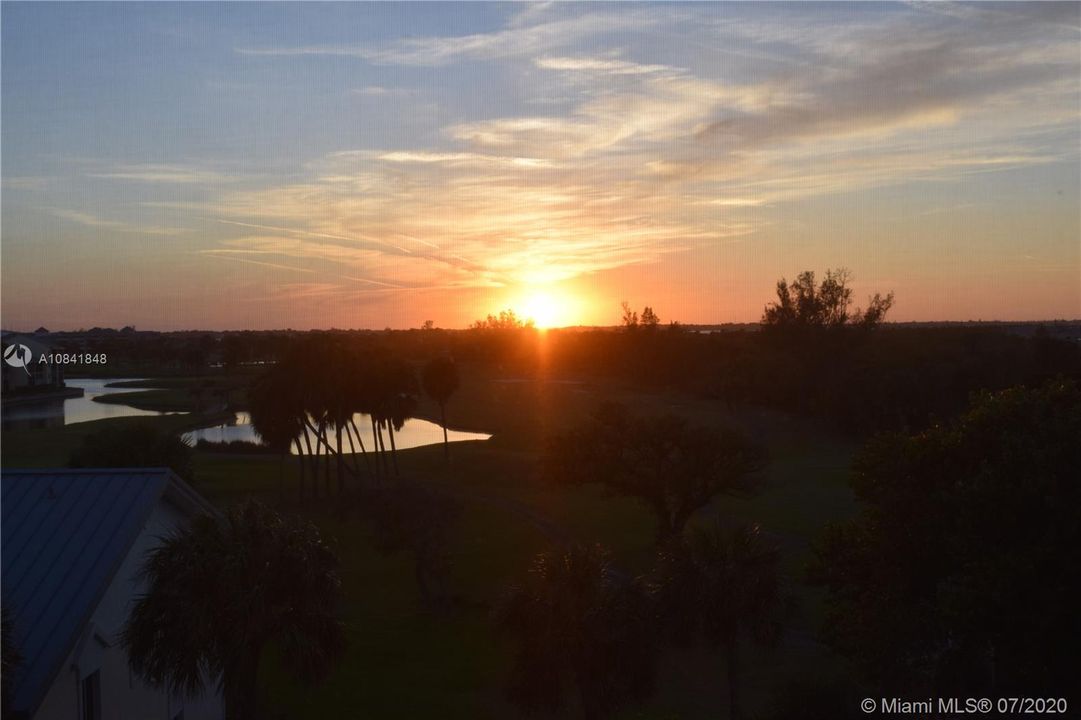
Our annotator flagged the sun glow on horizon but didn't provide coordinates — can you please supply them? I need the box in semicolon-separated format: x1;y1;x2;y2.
515;290;577;329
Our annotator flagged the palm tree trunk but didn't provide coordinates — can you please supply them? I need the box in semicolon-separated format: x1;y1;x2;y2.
371;417;383;483
319;420;331;497
294;437;305;503
301;426;316;501
224;648;260;720
350;418;372;477
388;423;400;477
344;422;362;480
726;636;741;720
336;423;345;495
377;422;389;476
440;402;449;459
277;451;285;502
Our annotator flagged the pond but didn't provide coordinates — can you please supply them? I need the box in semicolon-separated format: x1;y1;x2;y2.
1;378;167;430
183;412;491;453
2;377;491;452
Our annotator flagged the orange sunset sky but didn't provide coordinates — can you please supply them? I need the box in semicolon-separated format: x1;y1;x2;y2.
2;2;1079;330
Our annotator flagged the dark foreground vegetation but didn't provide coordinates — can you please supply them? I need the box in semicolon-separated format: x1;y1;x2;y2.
4;269;1079;718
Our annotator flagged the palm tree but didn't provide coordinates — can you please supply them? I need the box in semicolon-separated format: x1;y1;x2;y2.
247;367;305;501
122;500;345;720
654;522;787;720
373;357;419;477
422;355;460;459
366;481;462;609
495;544;658;719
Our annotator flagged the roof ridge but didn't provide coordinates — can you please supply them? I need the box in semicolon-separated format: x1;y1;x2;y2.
2;467;175;475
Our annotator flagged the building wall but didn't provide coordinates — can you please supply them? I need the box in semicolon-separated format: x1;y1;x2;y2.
32;499;223;720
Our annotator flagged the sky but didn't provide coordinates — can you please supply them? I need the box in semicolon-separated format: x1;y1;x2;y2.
2;1;1079;330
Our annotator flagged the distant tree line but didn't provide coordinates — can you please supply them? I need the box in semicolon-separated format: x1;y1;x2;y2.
471;269;1079;437
243;337;460;501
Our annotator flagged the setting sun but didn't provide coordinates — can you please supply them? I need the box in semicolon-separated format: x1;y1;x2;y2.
516;290;573;329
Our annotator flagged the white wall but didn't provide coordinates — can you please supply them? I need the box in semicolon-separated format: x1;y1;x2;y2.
32;498;224;720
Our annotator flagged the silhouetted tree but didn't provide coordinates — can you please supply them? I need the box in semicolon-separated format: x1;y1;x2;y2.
547;404;766;542
640;306;660;329
422;355;461;459
372;357;419;477
70;421;194;481
812;380;1081;696
620;301;638;330
123;500;344;720
471;309;533;330
495;544;658;719
762;268;893;329
654;523;787;720
247;366;305;500
253;339;383;498
366;482;462;609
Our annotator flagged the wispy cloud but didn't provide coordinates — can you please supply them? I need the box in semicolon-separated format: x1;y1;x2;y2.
236;8;662;66
87;164;234;184
3;176;51;191
350;85;413;97
203;1;1078;300
48;208;184;236
535;56;673;75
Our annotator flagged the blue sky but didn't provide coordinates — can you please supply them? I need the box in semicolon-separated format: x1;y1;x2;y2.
2;2;1079;330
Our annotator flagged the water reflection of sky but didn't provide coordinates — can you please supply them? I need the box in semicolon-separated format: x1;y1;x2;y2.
3;378;491;450
184;412;490;454
1;378;165;430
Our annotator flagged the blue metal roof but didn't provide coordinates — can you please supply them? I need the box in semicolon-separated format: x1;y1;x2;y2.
1;468;207;716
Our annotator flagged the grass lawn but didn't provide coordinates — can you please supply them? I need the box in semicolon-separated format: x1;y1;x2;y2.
92;388;205;412
3;368;862;718
92;375;253;411
1;412;230;468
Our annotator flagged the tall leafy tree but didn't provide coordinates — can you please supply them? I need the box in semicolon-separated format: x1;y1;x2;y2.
547;403;765;542
812;380;1081;695
654;522;787;720
620;301;638;330
640;306;660;329
496;544;658;719
372;356;419;477
122;500;345;720
762;268;893;329
422;355;460;459
247;366;305;500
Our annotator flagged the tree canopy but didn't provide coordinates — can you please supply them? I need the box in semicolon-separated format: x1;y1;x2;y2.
546;403;765;542
495;544;657;719
422;355;461;458
762;269;893;329
812;379;1081;695
122;500;345;720
471;309;534;330
655;522;787;720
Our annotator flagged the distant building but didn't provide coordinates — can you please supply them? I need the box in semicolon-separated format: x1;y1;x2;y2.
1;335;64;395
1;469;224;720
